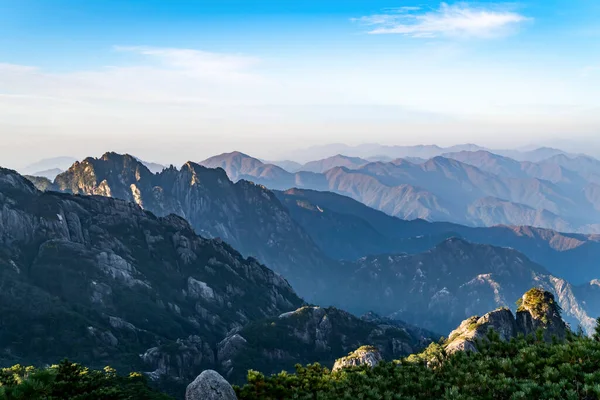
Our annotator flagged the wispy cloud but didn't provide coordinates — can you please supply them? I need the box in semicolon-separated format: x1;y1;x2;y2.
114;46;260;82
0;46;265;107
354;2;530;38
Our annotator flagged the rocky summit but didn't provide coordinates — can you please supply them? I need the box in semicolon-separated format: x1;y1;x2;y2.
445;289;568;354
46;152;337;300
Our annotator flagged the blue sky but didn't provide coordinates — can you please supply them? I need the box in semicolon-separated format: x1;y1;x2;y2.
1;0;600;166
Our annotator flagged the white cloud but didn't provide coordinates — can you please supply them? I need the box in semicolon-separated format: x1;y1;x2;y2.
114;46;260;82
0;47;265;106
355;2;529;38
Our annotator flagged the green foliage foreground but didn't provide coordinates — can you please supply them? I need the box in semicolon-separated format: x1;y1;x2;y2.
235;330;600;400
0;360;173;400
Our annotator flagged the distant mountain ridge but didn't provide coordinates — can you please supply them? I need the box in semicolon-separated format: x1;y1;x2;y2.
199;150;600;233
298;155;368;173
26;151;600;334
275;188;600;285
33;151;600;284
284;143;582;164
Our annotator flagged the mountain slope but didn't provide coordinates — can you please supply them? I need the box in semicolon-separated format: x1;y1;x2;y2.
200;152;290;182
266;160;302;173
299;155;368;173
337;238;596;334
275;188;600;284
51;153;338;299
0;166;302;382
2;167;440;393
200;152;330;191
443;150;586;186
220;306;437;383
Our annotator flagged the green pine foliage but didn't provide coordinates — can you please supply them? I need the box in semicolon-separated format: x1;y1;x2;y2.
517;288;562;324
235;329;600;400
0;360;173;400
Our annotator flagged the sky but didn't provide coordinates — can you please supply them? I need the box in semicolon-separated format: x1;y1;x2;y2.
1;0;600;168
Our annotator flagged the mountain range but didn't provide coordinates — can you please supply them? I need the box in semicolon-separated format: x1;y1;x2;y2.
22;151;600;335
0;166;436;393
48;152;336;300
197;150;600;233
274;188;600;284
0;166;301;378
281;143;574;164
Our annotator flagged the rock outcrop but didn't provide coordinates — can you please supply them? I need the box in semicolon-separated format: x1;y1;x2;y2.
333;346;382;371
445;289;569;354
516;288;568;341
217;334;248;377
446;308;517;354
185;370;237;400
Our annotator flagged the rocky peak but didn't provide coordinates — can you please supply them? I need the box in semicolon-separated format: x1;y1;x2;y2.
0;168;37;194
445;289;569;354
180;162;230;184
332;346;383;371
50;153;333;301
516;288;568;340
54;152;153;200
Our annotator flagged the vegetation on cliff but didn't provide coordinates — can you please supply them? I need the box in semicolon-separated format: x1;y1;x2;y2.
235;328;600;400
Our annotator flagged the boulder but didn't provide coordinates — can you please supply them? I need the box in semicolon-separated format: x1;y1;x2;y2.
333;346;382;371
446;308;518;354
185;370;237;400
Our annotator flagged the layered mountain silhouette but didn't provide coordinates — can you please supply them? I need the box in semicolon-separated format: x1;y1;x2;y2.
26;152;600;335
297;155;369;173
286;143;572;164
19;156;79;176
198;151;600;233
43;152;600;284
275;188;600;284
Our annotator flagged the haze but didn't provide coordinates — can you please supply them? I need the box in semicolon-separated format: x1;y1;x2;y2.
1;0;600;168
